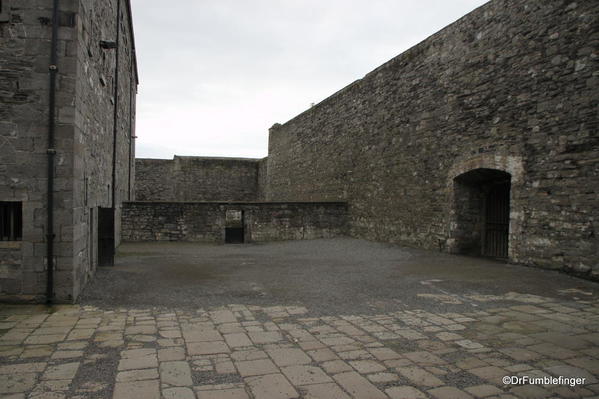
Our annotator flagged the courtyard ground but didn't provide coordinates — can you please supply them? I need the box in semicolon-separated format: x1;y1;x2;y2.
1;238;598;398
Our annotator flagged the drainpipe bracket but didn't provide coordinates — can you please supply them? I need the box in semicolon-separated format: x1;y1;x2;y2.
49;65;58;71
47;149;56;155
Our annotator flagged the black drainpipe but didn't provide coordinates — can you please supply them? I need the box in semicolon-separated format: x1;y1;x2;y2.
111;0;121;209
127;63;132;200
46;0;60;304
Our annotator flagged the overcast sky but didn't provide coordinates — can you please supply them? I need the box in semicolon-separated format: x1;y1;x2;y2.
131;0;489;159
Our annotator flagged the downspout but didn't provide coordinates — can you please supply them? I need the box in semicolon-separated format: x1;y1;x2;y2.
127;63;132;200
111;0;121;209
46;0;60;304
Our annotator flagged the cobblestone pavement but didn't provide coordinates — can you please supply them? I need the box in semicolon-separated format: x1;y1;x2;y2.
1;293;599;398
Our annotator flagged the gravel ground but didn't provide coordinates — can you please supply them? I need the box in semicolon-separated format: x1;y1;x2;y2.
79;238;599;314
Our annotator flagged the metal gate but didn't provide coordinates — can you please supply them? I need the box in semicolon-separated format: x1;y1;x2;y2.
483;183;510;258
98;207;115;266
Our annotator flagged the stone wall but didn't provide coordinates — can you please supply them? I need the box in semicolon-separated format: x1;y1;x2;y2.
135;156;262;202
122;202;348;243
265;0;599;279
72;0;137;300
0;0;79;301
0;0;137;302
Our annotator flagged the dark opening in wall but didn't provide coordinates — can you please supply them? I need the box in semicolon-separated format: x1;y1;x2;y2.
452;168;511;258
0;202;22;241
225;210;244;244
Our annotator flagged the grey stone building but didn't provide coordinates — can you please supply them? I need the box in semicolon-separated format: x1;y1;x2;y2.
0;0;137;302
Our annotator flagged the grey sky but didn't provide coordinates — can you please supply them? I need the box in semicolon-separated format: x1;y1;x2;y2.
131;0;489;159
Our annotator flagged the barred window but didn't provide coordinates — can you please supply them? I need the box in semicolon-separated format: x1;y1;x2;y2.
0;202;22;241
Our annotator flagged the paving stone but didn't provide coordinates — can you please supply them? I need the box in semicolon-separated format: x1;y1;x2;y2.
118;354;158;370
499;348;543;362
338;349;372;360
0;373;37;394
307;348;338;362
397;366;444;387
281;365;332;386
125;325;157;335
436;332;464;341
464;384;504;397
403;351;446;366
231;349;268;361
0;362;47;374
246;373;299;399
469;366;507;384
367;372;399;383
23;335;66;345
509;385;551;399
187;341;230;356
121;348;155;359
298;341;326;350
235;359;279;377
456;340;485;349
183;329;223;343
248;331;284;344
210;310;238;324
302;382;350;399
41;362;79;380
428;386;474;399
267;348;311;367
51;350;84;360
215;358;237;374
159;330;182;339
386;385;428;399
319;360;352;374
160;361;193;387
196;387;250;398
116;368;159;382
158;347;186;362
66;329;95;341
544;364;598;383
349;359;386;374
367;347;401;360
223;333;252;348
113;380;160;399
333;371;387;399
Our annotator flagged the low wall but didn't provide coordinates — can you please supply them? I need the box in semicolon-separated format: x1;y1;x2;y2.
122;202;348;243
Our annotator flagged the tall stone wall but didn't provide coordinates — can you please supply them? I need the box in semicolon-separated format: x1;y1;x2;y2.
0;0;79;301
72;0;137;300
0;0;137;302
122;202;348;243
135;156;262;202
266;0;599;279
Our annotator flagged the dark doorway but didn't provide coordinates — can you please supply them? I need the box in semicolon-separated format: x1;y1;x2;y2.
98;207;115;266
483;182;510;258
453;168;511;259
225;210;244;244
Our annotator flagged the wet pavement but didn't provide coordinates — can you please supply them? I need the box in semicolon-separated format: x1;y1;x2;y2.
1;238;599;398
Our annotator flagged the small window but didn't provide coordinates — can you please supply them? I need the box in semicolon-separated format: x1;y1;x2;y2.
0;202;22;241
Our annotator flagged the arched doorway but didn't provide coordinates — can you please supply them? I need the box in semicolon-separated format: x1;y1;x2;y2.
452;168;511;258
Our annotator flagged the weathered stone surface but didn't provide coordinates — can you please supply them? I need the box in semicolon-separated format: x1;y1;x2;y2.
0;0;137;302
263;0;599;279
246;374;299;399
135;157;263;202
121;202;348;243
159;361;193;387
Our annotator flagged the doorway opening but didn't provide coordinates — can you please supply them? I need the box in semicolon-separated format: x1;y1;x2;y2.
98;207;115;266
453;168;511;259
225;209;244;244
